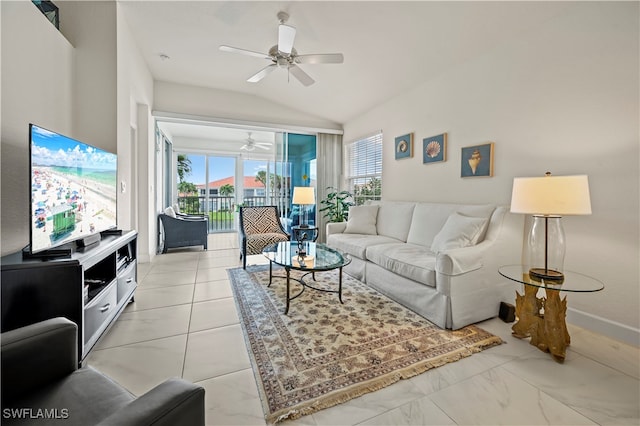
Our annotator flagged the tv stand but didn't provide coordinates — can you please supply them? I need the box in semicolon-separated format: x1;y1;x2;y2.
2;231;138;366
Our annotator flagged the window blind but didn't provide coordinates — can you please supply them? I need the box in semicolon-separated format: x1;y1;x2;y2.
345;132;382;204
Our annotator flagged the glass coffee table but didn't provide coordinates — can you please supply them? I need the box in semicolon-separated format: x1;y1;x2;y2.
499;265;604;362
262;241;351;314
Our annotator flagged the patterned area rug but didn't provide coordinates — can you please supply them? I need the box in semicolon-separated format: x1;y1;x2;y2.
228;265;502;424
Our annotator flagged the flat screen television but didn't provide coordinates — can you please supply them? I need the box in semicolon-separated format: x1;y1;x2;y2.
29;124;117;254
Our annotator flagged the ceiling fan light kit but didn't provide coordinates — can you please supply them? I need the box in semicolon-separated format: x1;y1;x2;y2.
219;11;344;86
240;132;273;151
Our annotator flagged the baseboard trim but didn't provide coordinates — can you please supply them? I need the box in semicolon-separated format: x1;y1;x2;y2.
567;307;639;347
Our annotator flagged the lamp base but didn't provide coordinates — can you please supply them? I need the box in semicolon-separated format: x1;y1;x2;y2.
529;267;565;283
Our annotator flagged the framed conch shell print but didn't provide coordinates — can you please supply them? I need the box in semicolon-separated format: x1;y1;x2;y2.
461;142;494;177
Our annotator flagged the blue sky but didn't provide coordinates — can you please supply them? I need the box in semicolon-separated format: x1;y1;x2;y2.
31;124;117;170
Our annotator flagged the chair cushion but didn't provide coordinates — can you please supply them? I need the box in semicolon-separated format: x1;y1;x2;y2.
431;212;489;253
365;243;437;287
5;367;134;426
246;233;290;256
164;206;177;218
344;205;379;235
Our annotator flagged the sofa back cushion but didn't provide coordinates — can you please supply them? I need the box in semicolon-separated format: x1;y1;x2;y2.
344;205;379;235
370;202;416;242
406;203;495;247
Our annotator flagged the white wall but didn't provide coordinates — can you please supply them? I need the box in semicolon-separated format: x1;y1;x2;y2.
116;5;155;262
57;1;117;152
343;2;639;337
1;0;74;255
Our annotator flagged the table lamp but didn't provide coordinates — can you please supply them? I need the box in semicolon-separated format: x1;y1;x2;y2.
292;186;315;228
510;172;591;282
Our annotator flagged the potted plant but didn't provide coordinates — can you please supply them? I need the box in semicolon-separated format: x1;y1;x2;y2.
319;187;354;222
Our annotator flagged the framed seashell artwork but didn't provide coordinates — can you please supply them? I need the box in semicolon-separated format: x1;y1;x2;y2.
423;133;447;164
461;142;494;177
394;133;413;160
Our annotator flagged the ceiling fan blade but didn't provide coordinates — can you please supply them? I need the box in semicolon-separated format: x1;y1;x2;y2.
256;144;270;150
289;64;315;86
247;64;277;83
278;24;296;55
296;53;344;64
219;45;271;60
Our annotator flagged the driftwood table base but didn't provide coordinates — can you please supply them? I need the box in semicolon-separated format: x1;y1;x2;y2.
512;285;570;362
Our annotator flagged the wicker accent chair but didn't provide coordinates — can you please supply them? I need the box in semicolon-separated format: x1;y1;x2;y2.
159;213;208;253
239;206;290;269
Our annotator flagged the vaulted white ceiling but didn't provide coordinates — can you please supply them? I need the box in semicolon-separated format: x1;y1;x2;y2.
119;1;575;140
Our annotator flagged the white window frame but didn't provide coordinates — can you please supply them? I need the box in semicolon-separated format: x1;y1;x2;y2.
344;131;383;205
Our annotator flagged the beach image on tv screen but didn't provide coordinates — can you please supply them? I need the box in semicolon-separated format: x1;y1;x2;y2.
30;125;117;252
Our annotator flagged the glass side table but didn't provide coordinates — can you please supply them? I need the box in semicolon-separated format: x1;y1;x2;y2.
498;265;604;362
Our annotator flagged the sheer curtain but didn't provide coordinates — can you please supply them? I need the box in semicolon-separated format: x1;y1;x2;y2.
316;132;343;243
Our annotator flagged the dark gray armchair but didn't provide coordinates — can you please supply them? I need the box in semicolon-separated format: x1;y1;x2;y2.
1;317;205;425
159;213;208;253
239;206;290;269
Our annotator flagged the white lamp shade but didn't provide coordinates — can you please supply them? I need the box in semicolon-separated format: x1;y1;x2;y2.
292;187;315;205
510;174;592;216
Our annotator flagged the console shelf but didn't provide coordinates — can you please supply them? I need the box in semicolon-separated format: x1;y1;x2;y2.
1;230;137;365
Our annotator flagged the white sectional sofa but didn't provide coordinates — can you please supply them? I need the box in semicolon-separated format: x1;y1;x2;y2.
326;201;524;329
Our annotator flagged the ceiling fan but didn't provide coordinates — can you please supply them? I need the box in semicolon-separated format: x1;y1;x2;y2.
219;11;344;87
240;133;272;151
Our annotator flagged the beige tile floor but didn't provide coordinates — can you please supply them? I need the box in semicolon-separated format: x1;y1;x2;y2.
88;233;640;425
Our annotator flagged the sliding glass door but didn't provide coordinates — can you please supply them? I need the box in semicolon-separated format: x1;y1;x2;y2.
175;154;237;233
207;156;236;232
170;129;314;234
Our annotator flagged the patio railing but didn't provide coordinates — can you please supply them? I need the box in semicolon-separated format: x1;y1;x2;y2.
177;195;292;233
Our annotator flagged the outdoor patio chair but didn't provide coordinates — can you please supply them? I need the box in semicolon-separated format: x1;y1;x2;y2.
239;206;290;269
159;210;208;253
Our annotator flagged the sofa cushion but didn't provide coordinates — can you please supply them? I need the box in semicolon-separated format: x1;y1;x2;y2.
344;205;379;235
431;212;489;253
406;203;495;247
371;202;416;241
365;243;437;287
326;234;401;259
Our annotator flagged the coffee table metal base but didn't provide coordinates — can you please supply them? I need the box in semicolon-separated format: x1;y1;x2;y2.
268;261;344;314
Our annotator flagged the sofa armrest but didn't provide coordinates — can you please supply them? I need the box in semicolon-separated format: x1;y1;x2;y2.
97;378;205;426
326;221;347;236
436;242;489;276
1;317;78;404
